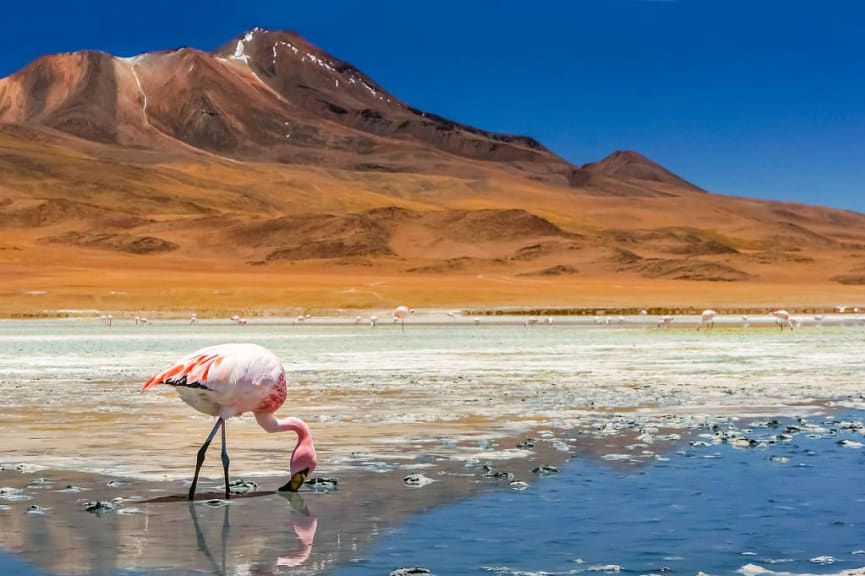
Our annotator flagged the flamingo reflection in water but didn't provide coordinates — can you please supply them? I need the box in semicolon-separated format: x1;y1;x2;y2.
187;492;317;575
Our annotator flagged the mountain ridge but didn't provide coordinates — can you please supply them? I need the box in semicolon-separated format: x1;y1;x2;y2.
0;28;591;188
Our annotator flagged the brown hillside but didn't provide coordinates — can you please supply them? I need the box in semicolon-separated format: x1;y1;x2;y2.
1;30;865;315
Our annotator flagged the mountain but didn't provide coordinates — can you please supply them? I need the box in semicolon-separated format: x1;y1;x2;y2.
582;150;703;191
1;29;865;315
0;28;586;186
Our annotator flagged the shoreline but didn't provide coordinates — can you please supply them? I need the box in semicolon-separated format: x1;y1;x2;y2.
2;304;864;321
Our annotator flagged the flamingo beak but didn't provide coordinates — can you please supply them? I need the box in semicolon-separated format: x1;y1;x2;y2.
279;468;309;492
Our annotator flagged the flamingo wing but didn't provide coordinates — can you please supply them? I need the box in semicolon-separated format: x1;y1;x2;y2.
142;343;282;394
142;350;225;392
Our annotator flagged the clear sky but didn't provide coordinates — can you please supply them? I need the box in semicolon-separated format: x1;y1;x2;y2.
2;0;863;212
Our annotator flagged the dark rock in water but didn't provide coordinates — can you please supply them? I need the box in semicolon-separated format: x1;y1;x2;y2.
83;500;115;515
306;477;339;491
837;439;864;448
481;465;514;482
390;568;433;576
106;479;131;488
202;499;229;508
532;465;559;476
26;504;48;516
403;474;434;487
515;438;536;449
228;479;259;495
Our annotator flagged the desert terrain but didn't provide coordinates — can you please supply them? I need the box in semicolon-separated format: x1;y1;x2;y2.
1;29;864;317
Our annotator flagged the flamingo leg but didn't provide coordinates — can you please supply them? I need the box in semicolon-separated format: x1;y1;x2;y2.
220;420;231;499
189;417;224;500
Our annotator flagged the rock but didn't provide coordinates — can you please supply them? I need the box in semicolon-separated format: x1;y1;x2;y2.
26;478;52;489
403;474;434;488
0;487;31;502
531;465;559;476
228;479;259;495
26;505;48;516
509;481;529;491
515;438;536;449
305;477;339;491
837;439;863;448
83;500;115;514
481;466;514;482
390;568;433;576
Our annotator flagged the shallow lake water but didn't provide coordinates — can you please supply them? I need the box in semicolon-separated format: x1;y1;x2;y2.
332;416;865;576
1;316;863;574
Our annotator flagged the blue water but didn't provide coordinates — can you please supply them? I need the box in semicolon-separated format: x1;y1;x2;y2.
331;416;865;576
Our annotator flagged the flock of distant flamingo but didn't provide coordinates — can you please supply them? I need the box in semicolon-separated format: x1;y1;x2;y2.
97;305;865;330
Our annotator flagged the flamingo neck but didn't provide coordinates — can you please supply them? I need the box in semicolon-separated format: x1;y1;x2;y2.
255;413;311;439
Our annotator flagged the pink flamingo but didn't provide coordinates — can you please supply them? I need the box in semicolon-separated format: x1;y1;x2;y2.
771;309;795;330
697;309;716;330
392;305;414;331
142;343;317;500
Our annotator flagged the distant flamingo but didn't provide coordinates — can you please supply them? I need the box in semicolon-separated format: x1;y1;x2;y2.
771;309;794;330
658;315;674;328
393;305;414;331
230;315;248;326
142;343;317;500
697;309;716;330
369;315;378;327
190;313;198;326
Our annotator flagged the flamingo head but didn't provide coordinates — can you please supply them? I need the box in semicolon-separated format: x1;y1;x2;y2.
280;435;317;492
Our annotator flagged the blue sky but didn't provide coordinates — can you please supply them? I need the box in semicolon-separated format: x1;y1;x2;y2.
2;1;863;212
